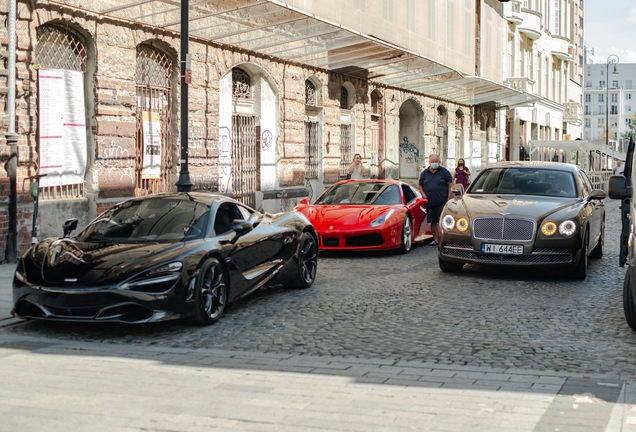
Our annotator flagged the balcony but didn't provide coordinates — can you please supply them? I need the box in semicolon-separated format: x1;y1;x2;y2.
506;77;536;94
551;36;573;62
506;1;523;25
563;101;581;124
518;8;542;41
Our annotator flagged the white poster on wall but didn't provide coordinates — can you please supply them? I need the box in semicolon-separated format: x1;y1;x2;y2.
142;111;162;178
38;69;87;187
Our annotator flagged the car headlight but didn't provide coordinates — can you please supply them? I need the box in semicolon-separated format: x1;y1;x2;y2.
370;209;395;227
441;215;455;231
541;221;557;236
558;220;577;237
120;262;183;292
456;218;469;232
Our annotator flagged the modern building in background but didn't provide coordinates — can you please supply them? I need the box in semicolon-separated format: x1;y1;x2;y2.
502;0;584;163
583;56;636;153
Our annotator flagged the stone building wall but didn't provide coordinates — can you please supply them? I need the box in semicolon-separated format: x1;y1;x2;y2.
0;0;494;261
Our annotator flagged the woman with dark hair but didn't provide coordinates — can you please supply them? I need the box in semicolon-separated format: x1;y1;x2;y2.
453;158;471;191
347;153;364;179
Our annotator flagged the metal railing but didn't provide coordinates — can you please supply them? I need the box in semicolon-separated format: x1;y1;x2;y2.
587;170;612;192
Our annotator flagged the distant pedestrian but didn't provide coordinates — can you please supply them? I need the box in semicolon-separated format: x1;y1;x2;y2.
347;153;365;180
418;154;453;247
453;158;471;191
614;160;625;176
552;151;559;162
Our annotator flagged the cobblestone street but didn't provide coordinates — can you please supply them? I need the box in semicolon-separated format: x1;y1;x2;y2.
6;201;636;376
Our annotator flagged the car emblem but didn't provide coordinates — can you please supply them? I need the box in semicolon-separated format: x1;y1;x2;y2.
330;226;333;230
499;212;511;216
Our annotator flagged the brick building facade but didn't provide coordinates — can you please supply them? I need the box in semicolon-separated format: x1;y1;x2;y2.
0;1;507;261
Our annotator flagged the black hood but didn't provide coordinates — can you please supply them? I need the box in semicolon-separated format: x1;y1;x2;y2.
30;238;186;285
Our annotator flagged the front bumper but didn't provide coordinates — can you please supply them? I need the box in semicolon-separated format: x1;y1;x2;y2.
12;279;193;324
439;241;575;266
317;226;400;251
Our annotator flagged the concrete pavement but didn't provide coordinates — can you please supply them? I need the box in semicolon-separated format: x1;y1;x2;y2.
2;262;636;430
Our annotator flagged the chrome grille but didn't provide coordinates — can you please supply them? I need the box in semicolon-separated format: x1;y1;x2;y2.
473;218;535;241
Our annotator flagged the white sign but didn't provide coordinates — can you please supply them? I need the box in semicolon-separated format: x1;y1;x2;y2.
142;111;162;178
38;69;87;187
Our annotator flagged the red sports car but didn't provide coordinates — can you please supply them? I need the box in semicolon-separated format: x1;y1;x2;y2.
295;179;429;253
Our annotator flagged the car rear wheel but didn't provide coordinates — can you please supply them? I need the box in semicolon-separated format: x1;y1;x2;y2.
279;232;318;289
589;221;604;259
624;270;636;331
398;216;412;254
187;258;228;326
438;255;463;273
572;233;588;280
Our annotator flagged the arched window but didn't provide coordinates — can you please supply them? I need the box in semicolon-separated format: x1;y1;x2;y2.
35;25;87;72
232;68;251;99
135;43;174;195
305;79;316;106
340;86;349;109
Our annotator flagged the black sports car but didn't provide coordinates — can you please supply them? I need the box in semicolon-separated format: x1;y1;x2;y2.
12;192;319;325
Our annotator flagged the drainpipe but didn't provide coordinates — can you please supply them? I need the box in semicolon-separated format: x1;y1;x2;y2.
5;0;18;263
176;0;193;192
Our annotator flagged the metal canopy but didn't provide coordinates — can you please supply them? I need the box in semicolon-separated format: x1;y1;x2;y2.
58;0;536;107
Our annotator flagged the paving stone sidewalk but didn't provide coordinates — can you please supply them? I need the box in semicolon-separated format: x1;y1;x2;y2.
1;333;636;432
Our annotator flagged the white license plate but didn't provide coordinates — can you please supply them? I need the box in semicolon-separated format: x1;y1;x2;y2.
482;243;523;255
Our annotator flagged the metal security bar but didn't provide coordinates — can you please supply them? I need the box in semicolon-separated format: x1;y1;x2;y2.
135;44;173;196
340;124;352;176
305;121;319;179
231;115;259;208
35;24;87;200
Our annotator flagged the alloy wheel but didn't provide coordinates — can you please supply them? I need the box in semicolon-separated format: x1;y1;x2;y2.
201;261;227;319
299;236;318;284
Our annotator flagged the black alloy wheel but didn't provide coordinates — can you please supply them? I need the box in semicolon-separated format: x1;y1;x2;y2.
188;257;228;325
572;232;588;280
280;232;318;289
590;220;604;259
624;270;636;331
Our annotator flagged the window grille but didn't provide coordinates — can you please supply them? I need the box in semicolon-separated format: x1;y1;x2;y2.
340;86;349;109
340;124;352;176
35;24;88;200
35;25;87;72
305;121;319;179
135;44;174;196
232;68;251;99
232;115;259;208
305;80;316;106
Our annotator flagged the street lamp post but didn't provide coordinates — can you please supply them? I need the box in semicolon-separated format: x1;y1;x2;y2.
605;54;619;169
176;0;193;192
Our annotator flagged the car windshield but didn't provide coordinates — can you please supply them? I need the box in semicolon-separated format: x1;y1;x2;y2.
468;168;578;198
316;182;402;205
76;198;210;243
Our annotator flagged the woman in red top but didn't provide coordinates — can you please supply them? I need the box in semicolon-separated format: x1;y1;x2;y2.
453;158;471;191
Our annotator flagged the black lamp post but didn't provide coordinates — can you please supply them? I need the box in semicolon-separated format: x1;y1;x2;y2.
605;54;619;167
176;0;193;192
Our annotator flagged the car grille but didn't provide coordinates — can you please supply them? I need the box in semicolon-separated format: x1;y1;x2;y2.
441;243;571;264
322;237;339;247
473;217;535;241
345;234;385;247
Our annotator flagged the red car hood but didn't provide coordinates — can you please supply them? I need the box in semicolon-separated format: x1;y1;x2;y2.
296;205;396;231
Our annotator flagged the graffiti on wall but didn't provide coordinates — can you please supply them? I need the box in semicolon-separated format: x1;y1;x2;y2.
96;141;134;184
399;136;420;178
218;126;232;194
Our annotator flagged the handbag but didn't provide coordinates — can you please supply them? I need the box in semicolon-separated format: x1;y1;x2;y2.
345;173;351;180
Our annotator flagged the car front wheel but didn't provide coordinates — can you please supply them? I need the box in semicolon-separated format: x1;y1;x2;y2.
438;255;463;273
187;257;228;326
624;270;636;331
398;216;412;254
572;233;588;280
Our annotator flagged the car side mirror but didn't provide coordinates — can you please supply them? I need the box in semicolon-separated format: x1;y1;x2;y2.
416;197;428;206
232;219;253;235
62;218;78;237
589;189;606;200
608;175;630;199
299;198;310;205
451;184;464;197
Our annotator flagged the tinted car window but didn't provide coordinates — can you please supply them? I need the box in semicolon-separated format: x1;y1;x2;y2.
401;184;417;204
470;168;577;198
78;198;210;243
214;204;242;235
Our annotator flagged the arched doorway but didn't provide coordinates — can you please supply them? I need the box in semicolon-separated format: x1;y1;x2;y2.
219;64;278;209
399;99;424;180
